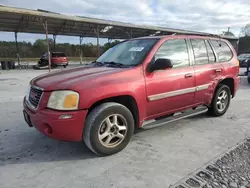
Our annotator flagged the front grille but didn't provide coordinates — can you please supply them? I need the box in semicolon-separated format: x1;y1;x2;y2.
28;86;43;109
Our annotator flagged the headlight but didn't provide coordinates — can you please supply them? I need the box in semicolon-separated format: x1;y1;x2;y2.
47;90;79;110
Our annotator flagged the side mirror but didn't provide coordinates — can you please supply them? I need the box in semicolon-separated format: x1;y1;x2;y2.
149;58;173;72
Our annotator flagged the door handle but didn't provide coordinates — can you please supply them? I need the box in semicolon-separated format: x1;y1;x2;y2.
214;69;222;73
184;73;193;78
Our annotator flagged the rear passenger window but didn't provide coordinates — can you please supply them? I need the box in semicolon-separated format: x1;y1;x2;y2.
191;39;208;65
205;40;216;63
210;40;233;62
154;39;189;68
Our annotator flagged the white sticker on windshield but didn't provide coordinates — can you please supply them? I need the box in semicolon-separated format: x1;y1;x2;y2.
129;47;144;52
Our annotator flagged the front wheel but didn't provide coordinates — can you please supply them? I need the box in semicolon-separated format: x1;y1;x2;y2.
83;102;134;156
208;84;231;117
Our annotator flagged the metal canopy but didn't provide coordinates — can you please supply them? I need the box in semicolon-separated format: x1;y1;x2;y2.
0;5;238;40
0;5;239;71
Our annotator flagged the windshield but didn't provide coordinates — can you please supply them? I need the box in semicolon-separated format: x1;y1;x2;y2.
96;38;159;66
238;53;250;58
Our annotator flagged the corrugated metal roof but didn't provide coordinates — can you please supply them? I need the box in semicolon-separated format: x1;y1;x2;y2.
0;5;238;40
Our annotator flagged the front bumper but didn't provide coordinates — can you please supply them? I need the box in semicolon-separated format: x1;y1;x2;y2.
23;97;88;142
52;62;68;66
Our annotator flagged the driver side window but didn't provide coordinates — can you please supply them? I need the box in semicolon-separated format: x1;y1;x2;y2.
154;39;190;68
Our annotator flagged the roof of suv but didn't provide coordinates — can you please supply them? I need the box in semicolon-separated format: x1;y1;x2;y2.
134;35;228;41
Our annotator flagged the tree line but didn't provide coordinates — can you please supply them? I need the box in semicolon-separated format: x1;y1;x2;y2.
0;39;120;58
1;30;250;59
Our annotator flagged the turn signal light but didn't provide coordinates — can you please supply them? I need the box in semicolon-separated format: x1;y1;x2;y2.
63;94;78;108
236;60;240;67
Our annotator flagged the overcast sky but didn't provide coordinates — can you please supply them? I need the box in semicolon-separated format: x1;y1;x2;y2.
0;0;249;44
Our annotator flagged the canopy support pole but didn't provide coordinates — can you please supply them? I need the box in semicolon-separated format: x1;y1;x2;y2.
126;29;133;39
108;38;112;48
42;18;51;72
53;34;56;51
79;36;83;64
14;32;20;68
94;26;100;57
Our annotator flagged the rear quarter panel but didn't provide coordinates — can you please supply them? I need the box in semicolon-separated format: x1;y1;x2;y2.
220;40;240;96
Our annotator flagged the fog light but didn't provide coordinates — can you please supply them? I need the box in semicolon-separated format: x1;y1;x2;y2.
59;114;73;119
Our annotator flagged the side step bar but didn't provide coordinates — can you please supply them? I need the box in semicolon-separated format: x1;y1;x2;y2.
142;106;208;130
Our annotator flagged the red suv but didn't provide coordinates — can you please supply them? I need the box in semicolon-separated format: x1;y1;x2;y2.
37;52;68;68
23;35;240;156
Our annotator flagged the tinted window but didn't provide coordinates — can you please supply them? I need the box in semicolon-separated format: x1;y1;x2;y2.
205;40;216;63
238;53;250;58
191;39;208;65
52;52;66;57
154;39;189;68
210;40;233;62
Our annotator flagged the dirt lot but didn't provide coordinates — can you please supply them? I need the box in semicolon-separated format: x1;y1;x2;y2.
0;68;250;188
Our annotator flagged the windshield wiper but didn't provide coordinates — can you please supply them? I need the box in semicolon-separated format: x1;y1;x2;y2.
123;64;137;67
92;61;104;66
103;61;124;67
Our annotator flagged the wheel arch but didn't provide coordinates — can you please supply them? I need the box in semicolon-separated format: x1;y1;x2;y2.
217;77;235;98
209;77;234;107
87;95;140;130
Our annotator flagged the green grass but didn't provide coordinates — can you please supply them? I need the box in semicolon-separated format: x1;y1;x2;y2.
0;57;96;62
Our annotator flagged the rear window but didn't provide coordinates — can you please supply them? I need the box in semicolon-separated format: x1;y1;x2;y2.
210;40;233;62
190;39;209;65
52;52;66;57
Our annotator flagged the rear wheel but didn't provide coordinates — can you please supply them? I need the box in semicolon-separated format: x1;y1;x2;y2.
83;102;134;156
248;77;250;84
208;84;231;117
51;64;57;68
63;65;67;68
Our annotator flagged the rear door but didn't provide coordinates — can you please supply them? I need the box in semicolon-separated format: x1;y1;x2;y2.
190;38;224;104
145;38;196;118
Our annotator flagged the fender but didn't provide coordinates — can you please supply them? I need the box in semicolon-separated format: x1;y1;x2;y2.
77;68;148;126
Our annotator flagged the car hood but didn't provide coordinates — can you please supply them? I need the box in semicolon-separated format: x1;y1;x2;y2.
31;65;126;91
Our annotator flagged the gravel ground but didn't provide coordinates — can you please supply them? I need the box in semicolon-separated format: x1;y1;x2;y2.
0;69;250;188
172;139;250;188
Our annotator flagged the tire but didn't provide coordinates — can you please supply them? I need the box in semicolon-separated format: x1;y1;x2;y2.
248;77;250;84
83;102;134;156
208;84;231;117
51;64;57;68
63;65;67;68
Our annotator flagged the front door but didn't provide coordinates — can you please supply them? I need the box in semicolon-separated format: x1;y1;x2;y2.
145;38;196;119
